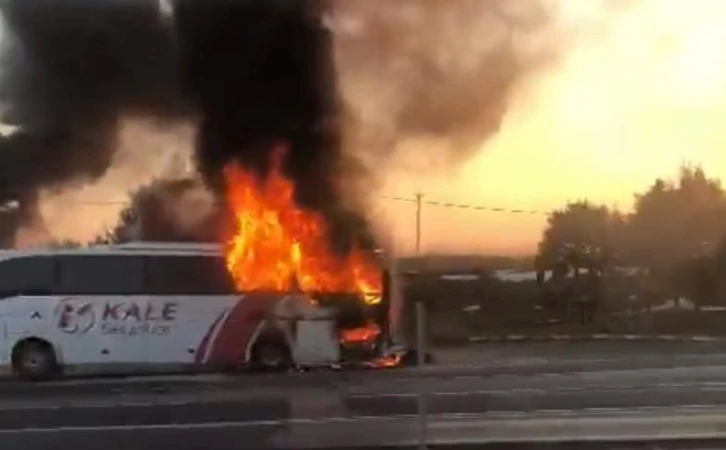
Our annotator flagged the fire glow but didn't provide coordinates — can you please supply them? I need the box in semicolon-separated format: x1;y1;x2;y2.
223;144;382;305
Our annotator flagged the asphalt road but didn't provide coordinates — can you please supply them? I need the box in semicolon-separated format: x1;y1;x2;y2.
4;350;726;449
433;341;726;367
3;341;726;398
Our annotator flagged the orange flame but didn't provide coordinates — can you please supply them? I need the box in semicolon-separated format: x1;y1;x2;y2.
340;322;381;344
223;144;382;304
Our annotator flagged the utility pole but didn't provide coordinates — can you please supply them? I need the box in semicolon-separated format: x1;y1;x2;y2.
415;191;423;255
414;190;427;450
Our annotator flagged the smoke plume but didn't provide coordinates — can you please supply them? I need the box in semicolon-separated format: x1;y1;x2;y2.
171;0;366;250
331;0;555;176
37;119;197;245
0;0;367;248
0;0;558;250
0;0;185;245
365;0;726;255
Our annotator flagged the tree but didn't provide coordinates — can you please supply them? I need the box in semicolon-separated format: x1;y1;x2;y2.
535;201;623;324
669;254;718;311
46;239;83;249
537;164;726;309
625;164;726;271
537;200;622;273
95;207;138;244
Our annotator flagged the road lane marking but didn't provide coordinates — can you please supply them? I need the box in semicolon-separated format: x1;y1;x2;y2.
1;380;725;411
2;406;726;434
0;415;421;434
166;401;190;406
583;407;621;413
3;368;726;412
347;382;726;398
290;389;346;419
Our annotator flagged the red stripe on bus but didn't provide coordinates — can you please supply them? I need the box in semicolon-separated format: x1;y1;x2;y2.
194;309;228;364
204;294;271;365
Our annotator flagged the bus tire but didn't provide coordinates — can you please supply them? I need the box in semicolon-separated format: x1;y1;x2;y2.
12;339;58;381
251;337;291;372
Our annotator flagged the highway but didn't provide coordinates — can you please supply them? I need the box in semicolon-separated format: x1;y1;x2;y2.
3;341;726;397
1;342;726;449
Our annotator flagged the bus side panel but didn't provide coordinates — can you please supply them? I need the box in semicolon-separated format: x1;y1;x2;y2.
0;296;59;368
49;296;151;366
39;294;273;371
10;295;268;374
144;295;240;367
184;294;275;368
0;295;266;375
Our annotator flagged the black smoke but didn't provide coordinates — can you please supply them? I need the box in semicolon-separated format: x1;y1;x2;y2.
0;0;547;251
0;0;182;185
173;0;370;251
332;0;553;172
0;0;374;250
0;0;182;242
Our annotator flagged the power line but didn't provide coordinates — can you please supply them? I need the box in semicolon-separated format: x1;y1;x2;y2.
379;194;548;215
11;193;551;215
379;194;417;203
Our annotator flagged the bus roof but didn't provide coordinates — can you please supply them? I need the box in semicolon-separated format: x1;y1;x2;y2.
0;242;224;260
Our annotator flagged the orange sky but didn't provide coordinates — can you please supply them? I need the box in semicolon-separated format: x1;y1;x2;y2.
354;0;726;256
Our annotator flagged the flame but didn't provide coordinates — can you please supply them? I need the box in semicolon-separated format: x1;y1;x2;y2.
369;354;402;368
340;322;381;344
224;144;382;304
339;322;403;368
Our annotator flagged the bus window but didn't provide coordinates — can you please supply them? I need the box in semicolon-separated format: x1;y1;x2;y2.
0;255;56;297
55;254;146;295
146;255;237;295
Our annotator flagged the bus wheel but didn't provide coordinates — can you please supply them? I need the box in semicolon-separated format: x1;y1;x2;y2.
12;339;58;381
251;339;291;372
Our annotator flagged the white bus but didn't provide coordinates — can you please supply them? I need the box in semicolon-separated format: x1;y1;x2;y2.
0;242;378;380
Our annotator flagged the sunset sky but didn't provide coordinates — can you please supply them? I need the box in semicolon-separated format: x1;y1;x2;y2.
361;0;726;256
11;0;726;256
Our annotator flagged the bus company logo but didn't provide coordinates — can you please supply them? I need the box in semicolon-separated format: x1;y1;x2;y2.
55;299;96;334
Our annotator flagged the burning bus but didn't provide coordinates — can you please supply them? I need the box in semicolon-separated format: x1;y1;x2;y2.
0;240;403;380
0;146;408;380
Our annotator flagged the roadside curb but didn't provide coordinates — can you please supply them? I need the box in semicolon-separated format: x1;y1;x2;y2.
468;334;726;343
